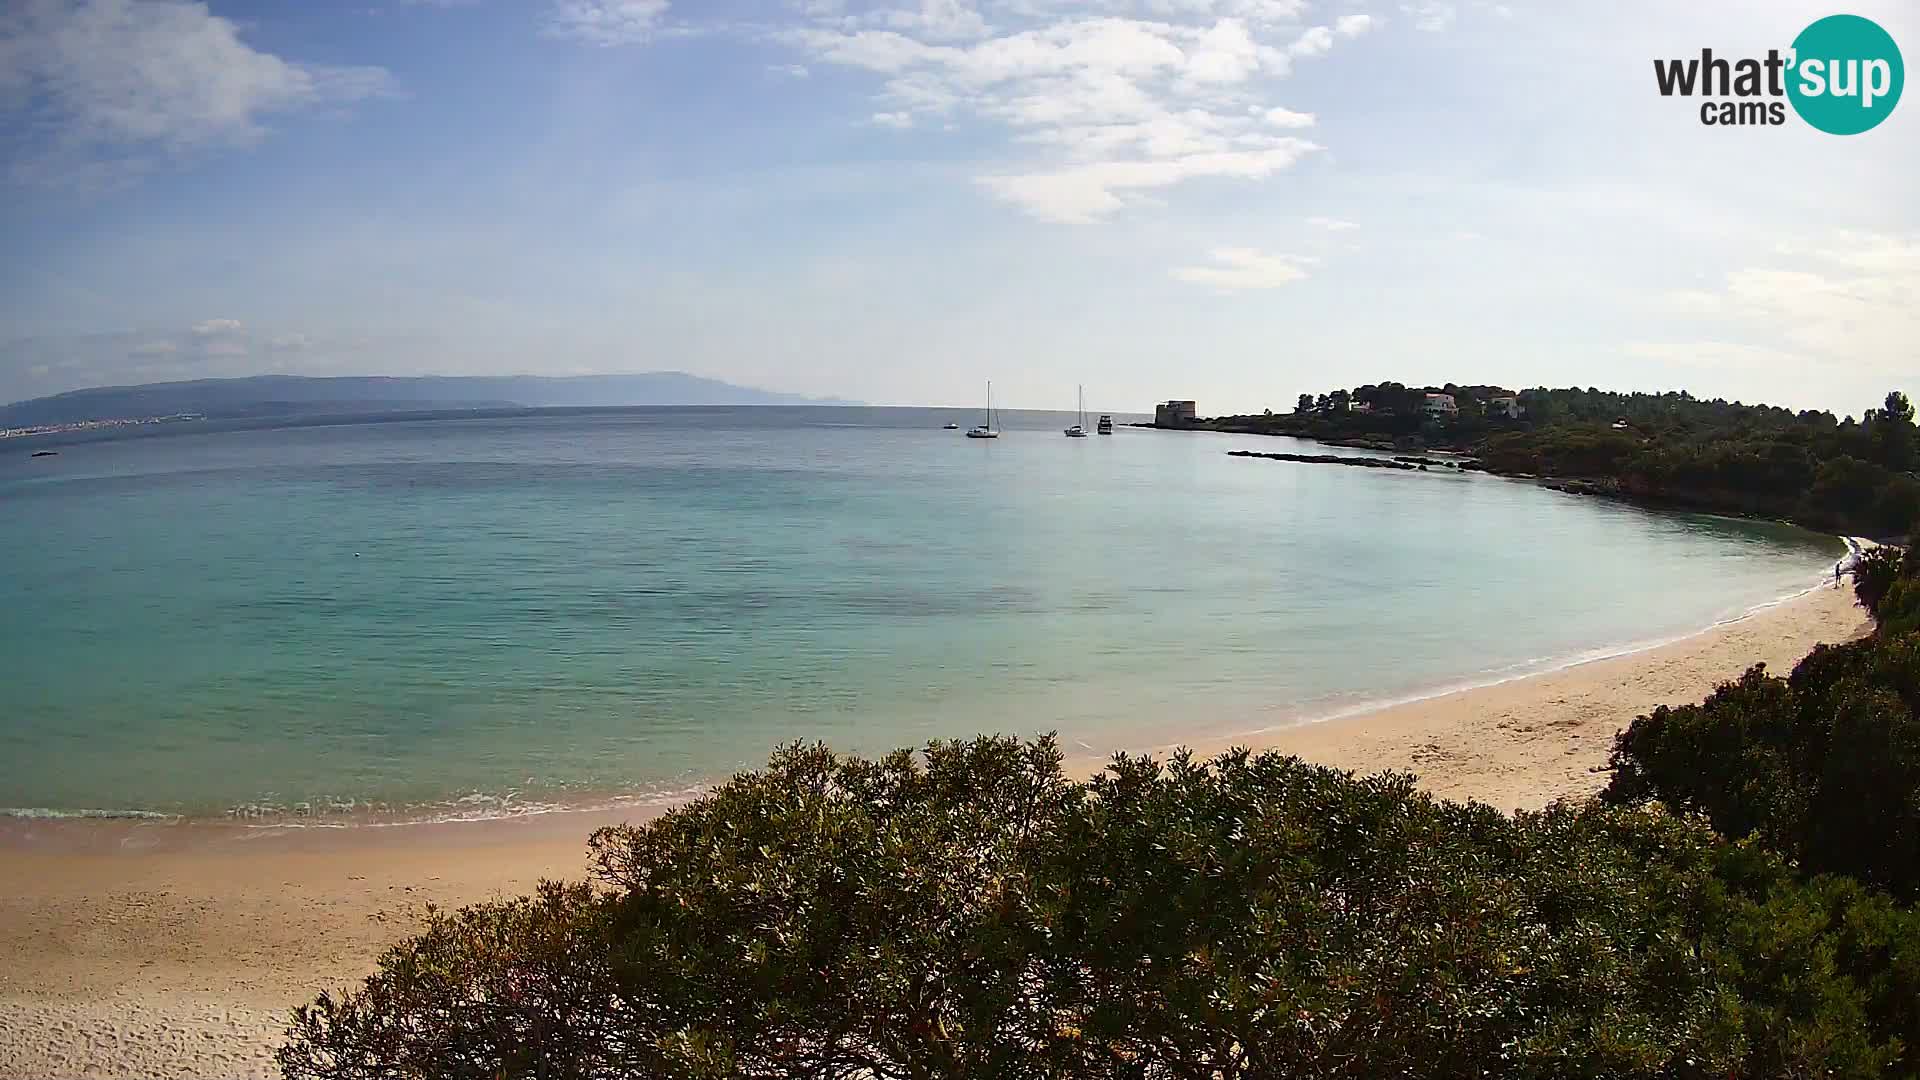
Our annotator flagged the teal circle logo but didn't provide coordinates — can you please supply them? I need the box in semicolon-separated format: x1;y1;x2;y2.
1787;14;1903;134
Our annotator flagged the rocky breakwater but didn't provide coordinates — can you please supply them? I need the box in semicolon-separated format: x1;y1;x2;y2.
1228;450;1419;470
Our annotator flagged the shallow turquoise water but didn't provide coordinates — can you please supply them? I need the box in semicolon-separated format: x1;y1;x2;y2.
0;407;1842;822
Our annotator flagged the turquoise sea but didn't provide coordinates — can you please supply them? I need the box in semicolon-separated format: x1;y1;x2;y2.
0;407;1842;823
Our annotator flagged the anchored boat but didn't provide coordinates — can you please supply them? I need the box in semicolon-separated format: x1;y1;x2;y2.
966;381;1000;439
1064;385;1089;437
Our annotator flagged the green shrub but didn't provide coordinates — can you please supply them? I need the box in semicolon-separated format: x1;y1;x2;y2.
1861;547;1920;637
282;737;1920;1079
1856;546;1907;618
1606;633;1920;901
1885;580;1920;637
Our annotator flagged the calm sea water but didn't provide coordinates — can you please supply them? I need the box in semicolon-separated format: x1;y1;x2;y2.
0;407;1842;823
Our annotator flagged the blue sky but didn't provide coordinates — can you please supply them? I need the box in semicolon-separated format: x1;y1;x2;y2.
1;0;1914;415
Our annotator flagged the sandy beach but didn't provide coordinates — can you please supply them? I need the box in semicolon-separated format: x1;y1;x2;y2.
0;580;1873;1079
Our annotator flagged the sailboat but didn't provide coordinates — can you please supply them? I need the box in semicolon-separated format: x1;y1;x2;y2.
965;381;1000;439
1063;385;1088;437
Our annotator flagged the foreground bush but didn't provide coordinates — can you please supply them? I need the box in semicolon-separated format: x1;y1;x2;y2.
1854;545;1920;636
1605;631;1920;901
1853;544;1905;619
280;736;1920;1078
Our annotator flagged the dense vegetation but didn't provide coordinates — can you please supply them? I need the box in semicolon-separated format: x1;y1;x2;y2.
1210;385;1920;538
1603;634;1920;901
1856;544;1920;636
283;732;1920;1078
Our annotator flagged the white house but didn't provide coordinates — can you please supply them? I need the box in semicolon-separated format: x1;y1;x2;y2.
1422;392;1458;417
1490;395;1524;419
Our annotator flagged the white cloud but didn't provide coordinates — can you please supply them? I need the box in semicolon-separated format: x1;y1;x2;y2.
1400;1;1455;31
1172;247;1313;290
1167;0;1308;20
769;63;812;77
780;7;1367;222
881;0;990;41
1183;19;1272;83
1306;215;1358;230
527;1;1376;223
546;0;671;45
1286;25;1333;57
1635;232;1920;376
982;141;1317;223
0;0;393;186
1626;342;1810;373
192;318;244;336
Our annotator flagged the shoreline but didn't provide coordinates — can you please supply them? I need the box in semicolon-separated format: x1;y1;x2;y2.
1160;422;1903;547
0;581;1876;1078
1080;575;1869;810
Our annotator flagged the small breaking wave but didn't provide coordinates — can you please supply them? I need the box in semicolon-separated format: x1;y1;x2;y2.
4;781;717;832
223;783;714;830
0;807;179;821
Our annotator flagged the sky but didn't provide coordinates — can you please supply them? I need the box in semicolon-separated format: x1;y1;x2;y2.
0;0;1915;416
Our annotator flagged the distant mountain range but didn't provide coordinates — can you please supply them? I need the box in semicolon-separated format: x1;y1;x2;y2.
1;374;857;428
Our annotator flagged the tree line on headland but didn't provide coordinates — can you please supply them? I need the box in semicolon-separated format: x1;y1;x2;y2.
1195;384;1920;539
282;557;1920;1077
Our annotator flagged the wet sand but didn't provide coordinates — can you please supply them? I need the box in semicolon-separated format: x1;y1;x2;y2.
0;581;1873;1079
